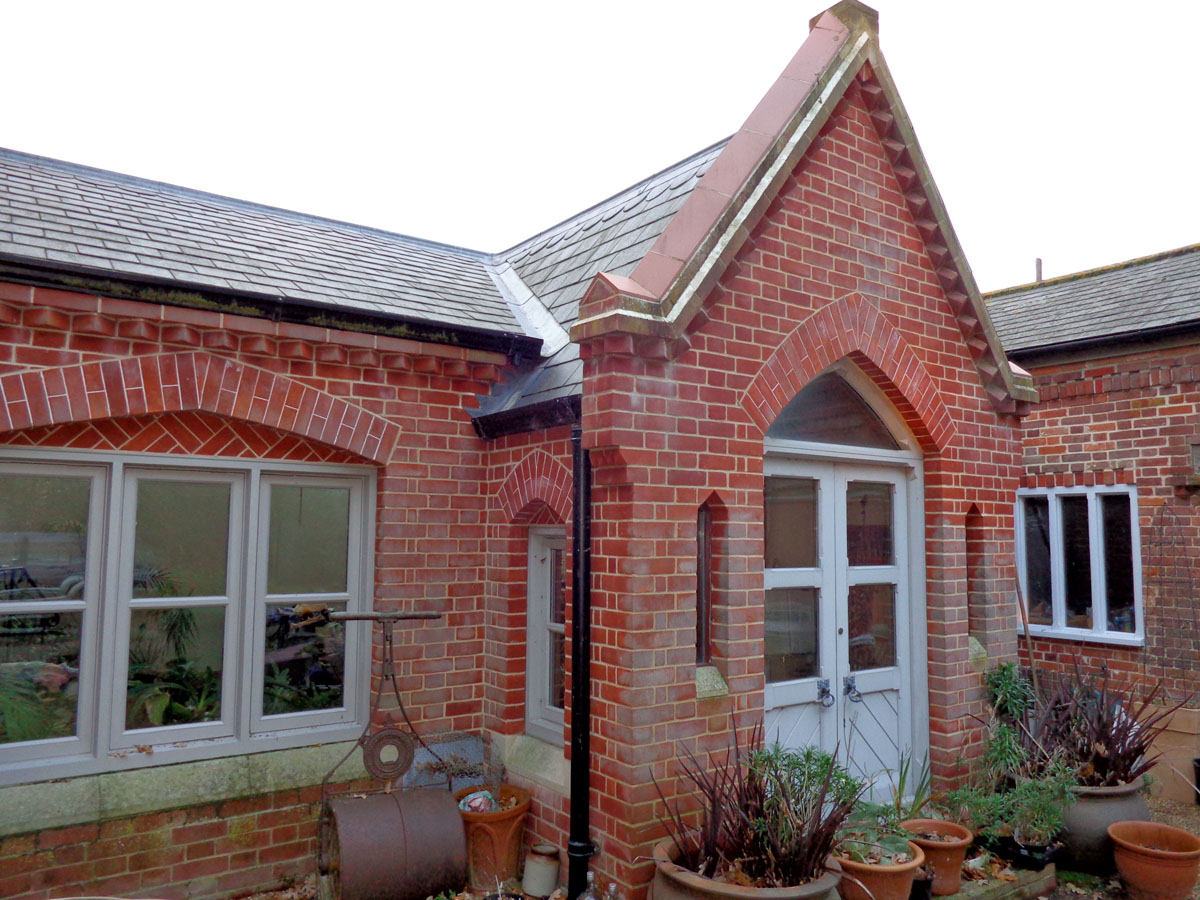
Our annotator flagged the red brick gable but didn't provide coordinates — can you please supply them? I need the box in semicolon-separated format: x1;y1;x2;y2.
571;1;1032;416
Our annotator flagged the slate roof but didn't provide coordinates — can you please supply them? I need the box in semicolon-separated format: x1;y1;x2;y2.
0;148;520;335
0;141;723;422
477;142;724;415
986;244;1200;354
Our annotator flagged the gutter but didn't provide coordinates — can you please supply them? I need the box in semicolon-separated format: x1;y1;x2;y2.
1005;319;1200;364
471;395;581;440
0;255;542;362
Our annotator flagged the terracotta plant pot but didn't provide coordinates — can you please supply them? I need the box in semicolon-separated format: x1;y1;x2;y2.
1108;820;1200;900
649;838;843;900
454;785;531;891
899;819;972;896
835;842;925;900
1061;776;1151;874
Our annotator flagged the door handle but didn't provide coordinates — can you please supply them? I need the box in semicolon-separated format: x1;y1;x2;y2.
843;675;863;703
817;679;835;708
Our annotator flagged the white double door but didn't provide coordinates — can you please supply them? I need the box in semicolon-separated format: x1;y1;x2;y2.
763;458;916;788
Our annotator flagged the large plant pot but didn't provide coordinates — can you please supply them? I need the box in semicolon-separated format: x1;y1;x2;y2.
1061;777;1151;874
454;785;531;891
835;842;925;900
1108;820;1200;900
900;819;972;896
650;838;842;900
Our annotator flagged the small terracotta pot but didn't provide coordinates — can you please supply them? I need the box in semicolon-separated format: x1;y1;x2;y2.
835;842;924;900
650;839;843;900
1108;820;1200;900
454;785;531;891
900;819;972;896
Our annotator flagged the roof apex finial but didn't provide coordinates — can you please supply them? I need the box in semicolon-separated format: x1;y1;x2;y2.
810;0;879;35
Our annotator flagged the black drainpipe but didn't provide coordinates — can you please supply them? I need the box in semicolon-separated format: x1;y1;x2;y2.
567;424;595;898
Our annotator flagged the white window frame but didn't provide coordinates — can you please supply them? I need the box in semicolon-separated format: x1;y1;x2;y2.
525;527;565;745
0;447;375;786
1014;485;1144;647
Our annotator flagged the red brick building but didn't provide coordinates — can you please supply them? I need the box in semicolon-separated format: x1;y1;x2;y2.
0;3;1039;897
988;244;1200;801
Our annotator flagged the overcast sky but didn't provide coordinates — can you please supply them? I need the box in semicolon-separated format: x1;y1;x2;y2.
5;1;1198;293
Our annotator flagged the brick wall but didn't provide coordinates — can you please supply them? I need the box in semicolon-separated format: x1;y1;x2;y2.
1016;338;1200;702
0;785;347;900
575;83;1024;892
0;281;512;899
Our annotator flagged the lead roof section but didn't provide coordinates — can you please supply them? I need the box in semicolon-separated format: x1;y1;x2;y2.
986;244;1200;354
0;148;522;335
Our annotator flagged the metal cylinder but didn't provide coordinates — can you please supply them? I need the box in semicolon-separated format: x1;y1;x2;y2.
323;790;467;900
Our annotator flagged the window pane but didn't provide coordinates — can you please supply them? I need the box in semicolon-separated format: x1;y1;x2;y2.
0;611;82;743
848;583;896;671
548;631;564;710
1102;494;1136;633
1022;496;1052;625
766;373;899;449
134;481;230;598
764;477;818;568
268;486;349;595
126;607;224;729
550;548;565;625
263;603;344;715
0;474;90;603
1061;495;1093;629
847;482;893;566
765;587;819;682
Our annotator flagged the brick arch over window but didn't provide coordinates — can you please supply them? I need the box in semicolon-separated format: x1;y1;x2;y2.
497;450;573;524
0;351;398;464
742;293;956;453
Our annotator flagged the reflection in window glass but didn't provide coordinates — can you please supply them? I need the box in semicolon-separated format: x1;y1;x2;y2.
765;588;819;682
126;606;224;729
135;481;230;599
0;475;90;603
0;611;82;743
766;373;899;449
268;487;349;595
1022;497;1052;625
764;478;818;568
847;482;893;566
1102;494;1135;633
848;583;896;671
1061;496;1093;629
263;603;344;715
548;632;565;710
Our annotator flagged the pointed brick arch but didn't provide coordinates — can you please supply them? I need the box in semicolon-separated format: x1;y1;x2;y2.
0;351;398;463
743;293;956;453
497;450;572;524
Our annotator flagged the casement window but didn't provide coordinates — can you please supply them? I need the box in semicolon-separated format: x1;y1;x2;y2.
525;528;566;744
0;451;373;784
1015;486;1142;646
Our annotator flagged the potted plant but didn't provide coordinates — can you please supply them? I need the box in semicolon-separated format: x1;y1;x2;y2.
836;792;926;900
834;825;924;900
651;725;864;900
1107;820;1200;900
1041;665;1189;873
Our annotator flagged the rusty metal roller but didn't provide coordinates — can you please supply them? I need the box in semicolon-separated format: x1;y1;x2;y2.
322;790;467;900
